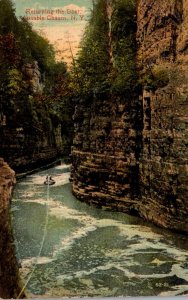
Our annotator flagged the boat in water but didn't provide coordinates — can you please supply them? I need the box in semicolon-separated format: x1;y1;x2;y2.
44;175;55;185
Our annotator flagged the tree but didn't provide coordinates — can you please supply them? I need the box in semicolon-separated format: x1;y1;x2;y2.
110;0;137;92
70;0;138;96
71;0;110;95
0;0;18;35
17;18;55;71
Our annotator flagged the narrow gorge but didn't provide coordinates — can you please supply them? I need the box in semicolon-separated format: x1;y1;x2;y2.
0;0;188;298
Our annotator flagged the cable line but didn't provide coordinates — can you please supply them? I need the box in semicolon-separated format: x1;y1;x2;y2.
17;182;50;299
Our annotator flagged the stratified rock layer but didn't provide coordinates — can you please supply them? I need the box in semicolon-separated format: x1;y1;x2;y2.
0;126;60;172
71;92;143;218
71;0;188;233
0;158;23;298
71;92;142;212
137;0;188;232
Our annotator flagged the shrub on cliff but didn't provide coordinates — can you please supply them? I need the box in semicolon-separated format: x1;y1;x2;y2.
140;65;170;90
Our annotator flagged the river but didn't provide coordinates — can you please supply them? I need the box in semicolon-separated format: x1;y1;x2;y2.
11;162;188;297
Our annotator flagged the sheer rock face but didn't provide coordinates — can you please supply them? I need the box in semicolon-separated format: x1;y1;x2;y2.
0;60;66;172
137;0;188;233
22;61;43;94
71;94;142;212
0;158;23;298
0;126;60;172
71;0;188;233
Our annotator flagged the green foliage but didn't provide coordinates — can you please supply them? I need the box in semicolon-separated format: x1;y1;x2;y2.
141;65;170;90
7;69;22;95
71;0;137;96
110;0;137;92
0;0;18;34
152;65;169;88
71;0;110;95
17;18;55;71
0;0;73;152
44;61;74;131
45;61;67;94
0;0;55;71
0;33;21;67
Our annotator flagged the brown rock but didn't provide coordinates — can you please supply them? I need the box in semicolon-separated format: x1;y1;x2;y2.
0;160;24;298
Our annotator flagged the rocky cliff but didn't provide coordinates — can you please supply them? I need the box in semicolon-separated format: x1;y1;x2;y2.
0;124;60;172
71;0;188;233
0;158;23;298
137;0;188;232
71;91;142;211
0;61;66;172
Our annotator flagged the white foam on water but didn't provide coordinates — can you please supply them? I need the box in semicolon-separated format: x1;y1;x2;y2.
22;198;49;205
18;171;70;187
18;175;45;186
54;253;188;288
48;202;89;220
14;190;42;200
48;202;99;255
116;223;163;240
15;192;188;270
53;225;97;255
47;207;188;283
104;248;130;258
13;170;188;295
170;263;188;280
35;256;55;265
42;201;188;272
159;285;188;296
21;256;54;268
48;173;70;186
11;206;20;212
56;262;136;283
110;256;188;280
54;164;71;170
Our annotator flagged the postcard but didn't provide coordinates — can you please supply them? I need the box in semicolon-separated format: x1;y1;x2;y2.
0;0;187;298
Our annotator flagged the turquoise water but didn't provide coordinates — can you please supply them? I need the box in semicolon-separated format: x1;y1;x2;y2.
11;163;188;297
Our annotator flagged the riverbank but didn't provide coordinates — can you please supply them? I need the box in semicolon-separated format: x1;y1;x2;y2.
0;158;24;298
15;156;71;180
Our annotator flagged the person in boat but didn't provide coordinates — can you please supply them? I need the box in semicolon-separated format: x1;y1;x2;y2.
44;175;55;185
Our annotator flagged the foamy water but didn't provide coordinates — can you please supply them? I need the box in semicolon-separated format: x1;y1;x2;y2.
11;163;188;297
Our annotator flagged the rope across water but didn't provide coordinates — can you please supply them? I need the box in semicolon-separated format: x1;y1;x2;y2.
17;183;50;299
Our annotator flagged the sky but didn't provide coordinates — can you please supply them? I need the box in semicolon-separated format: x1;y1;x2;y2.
13;0;93;63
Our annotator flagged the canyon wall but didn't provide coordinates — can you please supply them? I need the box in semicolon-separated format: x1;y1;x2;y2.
0;125;60;172
0;62;66;172
0;158;23;298
71;92;141;211
137;0;188;232
71;0;188;233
